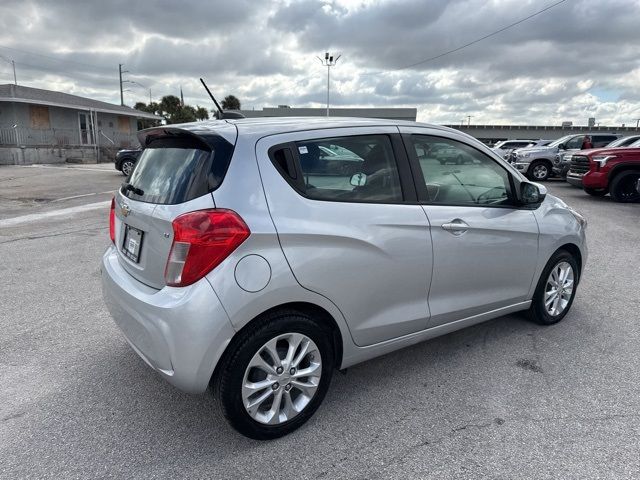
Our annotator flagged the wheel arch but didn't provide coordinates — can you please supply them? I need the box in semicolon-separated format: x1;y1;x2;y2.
609;163;640;179
211;301;344;386
554;243;583;281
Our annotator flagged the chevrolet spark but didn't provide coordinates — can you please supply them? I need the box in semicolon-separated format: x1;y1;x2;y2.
101;117;587;439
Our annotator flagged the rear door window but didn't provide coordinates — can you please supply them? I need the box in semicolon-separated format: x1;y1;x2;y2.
271;135;404;203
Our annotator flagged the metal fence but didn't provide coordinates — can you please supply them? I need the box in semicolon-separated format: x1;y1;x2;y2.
0;127;139;148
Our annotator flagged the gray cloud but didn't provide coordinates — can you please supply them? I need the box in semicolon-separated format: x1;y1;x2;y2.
1;0;639;125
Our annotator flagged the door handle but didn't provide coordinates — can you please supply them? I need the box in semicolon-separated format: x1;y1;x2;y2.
441;219;469;235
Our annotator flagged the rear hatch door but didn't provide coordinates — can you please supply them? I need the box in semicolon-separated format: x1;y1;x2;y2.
113;125;236;289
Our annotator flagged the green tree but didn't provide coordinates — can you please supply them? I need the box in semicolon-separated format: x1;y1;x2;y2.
159;95;182;119
133;102;162;129
221;95;241;110
195;105;210;121
169;105;197;124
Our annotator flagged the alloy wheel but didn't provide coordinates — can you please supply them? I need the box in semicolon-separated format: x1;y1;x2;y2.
242;332;322;425
122;161;134;176
532;164;548;180
544;261;574;316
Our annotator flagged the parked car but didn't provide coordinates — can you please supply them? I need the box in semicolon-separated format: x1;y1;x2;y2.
553;135;640;179
101;118;587;439
509;133;621;181
491;139;538;158
115;148;142;176
566;146;640;202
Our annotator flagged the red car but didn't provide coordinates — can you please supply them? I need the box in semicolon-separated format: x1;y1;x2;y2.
566;147;640;202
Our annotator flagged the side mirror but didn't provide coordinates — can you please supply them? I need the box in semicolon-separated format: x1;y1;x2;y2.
558;144;566;150
521;182;546;205
350;173;367;187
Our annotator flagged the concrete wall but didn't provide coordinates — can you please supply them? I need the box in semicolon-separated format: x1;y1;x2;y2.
0;146;98;165
446;124;640;144
239;107;417;121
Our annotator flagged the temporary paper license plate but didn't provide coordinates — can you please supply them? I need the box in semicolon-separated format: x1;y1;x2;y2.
122;225;143;263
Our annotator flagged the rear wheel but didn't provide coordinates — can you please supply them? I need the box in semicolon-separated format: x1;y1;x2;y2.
121;159;135;176
583;187;608;197
215;310;334;440
609;170;640;203
528;160;551;181
527;250;579;325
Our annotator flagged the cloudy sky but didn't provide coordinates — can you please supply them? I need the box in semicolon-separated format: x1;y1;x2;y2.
1;0;639;125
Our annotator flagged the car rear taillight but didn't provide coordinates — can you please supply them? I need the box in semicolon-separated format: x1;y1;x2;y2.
164;209;250;287
109;197;116;244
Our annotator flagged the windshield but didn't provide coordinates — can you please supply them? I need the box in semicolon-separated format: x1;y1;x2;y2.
548;135;575;148
607;137;634;147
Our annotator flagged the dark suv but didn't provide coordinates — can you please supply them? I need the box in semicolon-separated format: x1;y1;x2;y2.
115;148;142;176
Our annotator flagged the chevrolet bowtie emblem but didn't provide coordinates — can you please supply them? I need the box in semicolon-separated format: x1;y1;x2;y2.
120;203;131;217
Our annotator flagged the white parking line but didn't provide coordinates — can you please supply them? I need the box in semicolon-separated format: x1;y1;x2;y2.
0;201;110;228
51;190;115;203
16;164;116;173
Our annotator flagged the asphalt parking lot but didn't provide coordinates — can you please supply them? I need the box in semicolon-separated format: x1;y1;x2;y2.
1;164;639;479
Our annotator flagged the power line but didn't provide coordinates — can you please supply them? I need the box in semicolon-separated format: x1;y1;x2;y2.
360;0;569;76
0;43;111;71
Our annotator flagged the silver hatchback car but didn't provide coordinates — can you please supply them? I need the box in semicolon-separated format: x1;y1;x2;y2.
101;117;587;439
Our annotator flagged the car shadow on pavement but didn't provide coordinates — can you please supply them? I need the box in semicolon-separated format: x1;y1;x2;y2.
6;311;559;476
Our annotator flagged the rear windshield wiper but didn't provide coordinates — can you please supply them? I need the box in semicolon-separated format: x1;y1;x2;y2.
122;182;144;196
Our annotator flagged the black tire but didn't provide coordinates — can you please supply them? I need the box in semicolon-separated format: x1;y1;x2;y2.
583;187;608;197
121;159;135;176
528;160;551;181
215;309;335;440
609;170;640;203
526;250;579;326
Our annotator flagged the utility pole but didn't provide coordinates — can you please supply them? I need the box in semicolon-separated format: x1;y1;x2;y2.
0;54;17;84
118;64;129;106
636;119;640;129
467;115;473;126
317;52;341;117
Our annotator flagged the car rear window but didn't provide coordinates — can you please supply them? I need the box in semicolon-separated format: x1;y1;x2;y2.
121;135;233;205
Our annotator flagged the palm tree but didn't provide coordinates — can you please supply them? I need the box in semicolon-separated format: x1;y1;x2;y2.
221;95;241;110
195;106;210;121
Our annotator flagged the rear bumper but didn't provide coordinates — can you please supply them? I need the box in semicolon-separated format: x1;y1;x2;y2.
101;246;235;393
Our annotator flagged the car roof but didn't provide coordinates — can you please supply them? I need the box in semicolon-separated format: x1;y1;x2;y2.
164;116;455;134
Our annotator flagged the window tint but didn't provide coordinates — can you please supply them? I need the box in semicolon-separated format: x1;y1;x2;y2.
593;135;618;147
410;135;512;206
564;136;585;149
293;135;403;203
122;135;233;205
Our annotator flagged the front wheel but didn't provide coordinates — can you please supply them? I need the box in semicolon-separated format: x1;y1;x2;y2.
216;310;334;440
527;250;579;325
609;171;640;203
528;161;551;181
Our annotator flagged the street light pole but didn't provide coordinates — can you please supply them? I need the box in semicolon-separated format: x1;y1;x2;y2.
317;52;341;117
